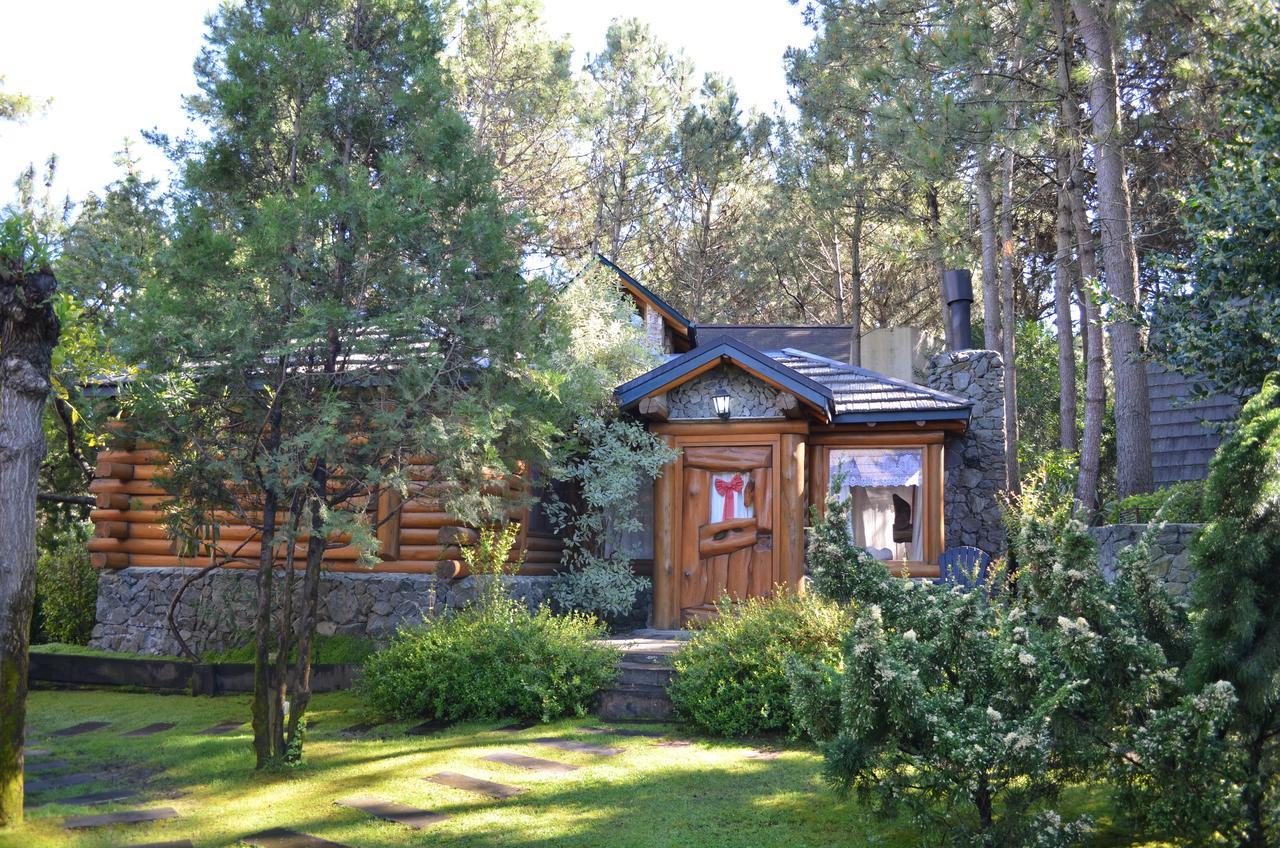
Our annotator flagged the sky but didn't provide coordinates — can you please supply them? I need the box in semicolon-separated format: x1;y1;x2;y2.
0;0;814;210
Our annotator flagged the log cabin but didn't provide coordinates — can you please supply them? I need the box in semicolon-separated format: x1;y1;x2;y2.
88;257;1008;651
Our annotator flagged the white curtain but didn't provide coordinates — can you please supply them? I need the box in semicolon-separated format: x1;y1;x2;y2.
708;472;753;523
830;448;924;561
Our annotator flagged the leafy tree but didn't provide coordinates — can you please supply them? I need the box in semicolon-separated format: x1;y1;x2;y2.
0;213;60;827
1152;1;1280;399
125;0;557;768
1188;372;1280;846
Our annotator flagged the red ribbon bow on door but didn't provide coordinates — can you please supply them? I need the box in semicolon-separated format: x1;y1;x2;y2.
714;474;745;521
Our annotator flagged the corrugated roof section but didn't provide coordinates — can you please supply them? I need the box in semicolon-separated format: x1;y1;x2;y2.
767;349;970;421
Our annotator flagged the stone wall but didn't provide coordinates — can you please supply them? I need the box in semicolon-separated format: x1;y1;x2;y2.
926;349;1008;556
1088;523;1200;599
668;363;783;420
90;568;559;656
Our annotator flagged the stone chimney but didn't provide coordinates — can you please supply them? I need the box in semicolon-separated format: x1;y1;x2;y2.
926;272;1008;557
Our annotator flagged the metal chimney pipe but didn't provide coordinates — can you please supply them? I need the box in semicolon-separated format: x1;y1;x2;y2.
942;269;974;351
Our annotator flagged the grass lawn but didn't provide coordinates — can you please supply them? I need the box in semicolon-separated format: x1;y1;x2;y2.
4;689;1170;847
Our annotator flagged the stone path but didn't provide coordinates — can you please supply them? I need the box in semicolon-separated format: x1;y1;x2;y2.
122;841;194;848
534;737;623;757
23;747;50;757
425;771;525;799
337;721;382;736
63;807;178;829
198;720;245;735
27;773;96;792
25;758;70;773
31;788;137;807
405;719;452;736
51;721;110;737
335;795;448;829
244;827;352;847
124;722;176;737
586;725;666;738
495;720;538;733
484;751;579;774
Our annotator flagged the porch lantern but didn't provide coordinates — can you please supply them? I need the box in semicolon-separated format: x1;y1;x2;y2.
712;390;732;420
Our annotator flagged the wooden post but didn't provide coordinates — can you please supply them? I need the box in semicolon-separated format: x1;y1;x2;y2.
375;487;402;561
652;436;680;629
778;433;807;592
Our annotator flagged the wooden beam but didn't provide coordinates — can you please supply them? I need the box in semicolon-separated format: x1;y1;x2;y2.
778;433;806;593
652;421;809;437
651;436;680;630
375;486;402;561
638;393;669;422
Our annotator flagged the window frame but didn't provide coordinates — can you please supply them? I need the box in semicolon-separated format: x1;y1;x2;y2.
809;431;945;578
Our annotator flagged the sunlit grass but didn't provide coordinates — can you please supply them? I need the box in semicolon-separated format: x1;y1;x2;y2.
1;690;1170;847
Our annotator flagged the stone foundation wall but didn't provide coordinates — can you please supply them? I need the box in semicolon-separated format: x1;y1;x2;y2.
90;568;558;656
926;349;1008;556
1088;523;1201;600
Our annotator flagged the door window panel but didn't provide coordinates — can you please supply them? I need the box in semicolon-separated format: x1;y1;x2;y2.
709;472;753;523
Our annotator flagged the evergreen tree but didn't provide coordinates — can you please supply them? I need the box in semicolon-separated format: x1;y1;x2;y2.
126;0;556;767
1188;372;1280;847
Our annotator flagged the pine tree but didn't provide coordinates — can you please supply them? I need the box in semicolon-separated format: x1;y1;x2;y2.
126;0;556;767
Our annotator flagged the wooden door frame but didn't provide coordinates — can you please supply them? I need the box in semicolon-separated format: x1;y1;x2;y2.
652;427;806;629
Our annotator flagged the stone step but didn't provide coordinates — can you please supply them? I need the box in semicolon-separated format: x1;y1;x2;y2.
619;651;676;667
596;684;673;722
617;661;673;688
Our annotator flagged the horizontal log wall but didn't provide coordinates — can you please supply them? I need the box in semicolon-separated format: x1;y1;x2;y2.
87;448;564;577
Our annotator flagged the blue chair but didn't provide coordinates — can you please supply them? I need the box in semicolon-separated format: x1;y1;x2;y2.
936;546;992;590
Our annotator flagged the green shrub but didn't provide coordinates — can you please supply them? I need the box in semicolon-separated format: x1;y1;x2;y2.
1107;480;1206;524
33;523;98;645
360;600;619;723
668;591;847;737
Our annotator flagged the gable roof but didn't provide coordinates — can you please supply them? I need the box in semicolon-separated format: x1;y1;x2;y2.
597;255;695;347
615;337;971;425
615;336;834;421
697;324;857;364
768;349;970;424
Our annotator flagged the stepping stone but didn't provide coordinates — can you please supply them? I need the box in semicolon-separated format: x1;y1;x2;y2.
406;719;452;736
337;721;382;736
122;841;195;848
123;722;176;737
25;758;71;773
484;751;579;774
746;748;783;760
425;771;525;799
29;788;137;807
586;725;665;738
27;773;96;792
63;806;178;829
534;737;623;757
198;719;244;735
244;826;354;847
23;747;50;757
495;720;538;733
51;721;110;737
335;795;448;829
654;739;692;748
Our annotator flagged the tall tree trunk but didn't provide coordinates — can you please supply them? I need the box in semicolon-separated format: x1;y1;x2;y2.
286;489;327;755
1054;164;1078;453
999;139;1020;492
975;158;1001;351
0;270;59;827
1070;0;1154;498
925;186;952;349
831;230;845;324
1058;0;1107;512
251;396;283;768
1052;1;1079;454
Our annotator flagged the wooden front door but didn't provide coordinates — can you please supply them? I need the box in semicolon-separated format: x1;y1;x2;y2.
679;444;776;625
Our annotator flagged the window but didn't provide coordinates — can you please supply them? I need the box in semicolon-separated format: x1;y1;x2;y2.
709;472;753;523
828;447;924;562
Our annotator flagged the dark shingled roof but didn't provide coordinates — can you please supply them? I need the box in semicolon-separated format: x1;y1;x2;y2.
767;349;970;423
1148;363;1240;485
697;324;857;364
